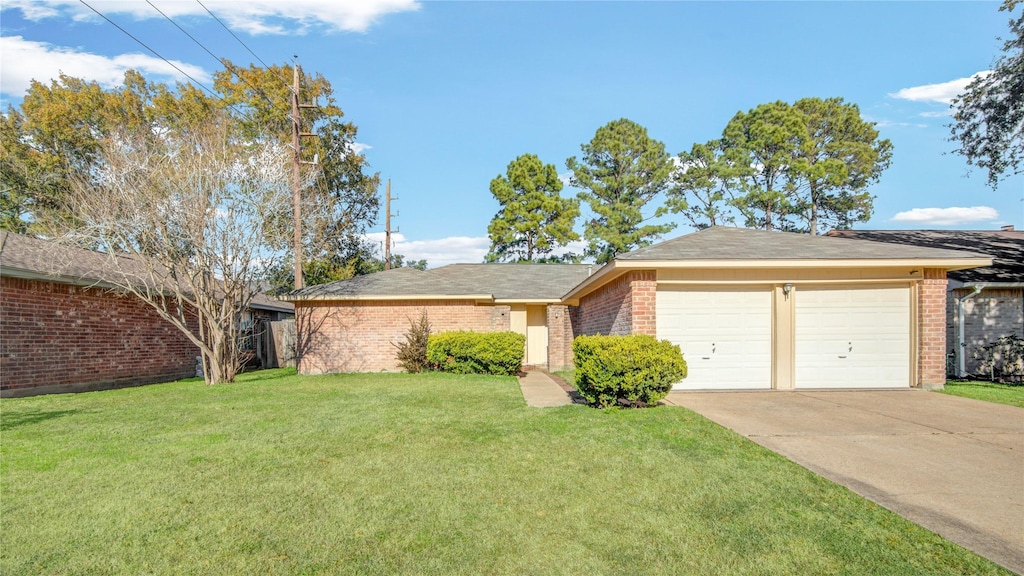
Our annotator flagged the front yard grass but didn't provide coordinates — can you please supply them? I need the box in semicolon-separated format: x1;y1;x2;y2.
1;369;1010;575
938;380;1024;408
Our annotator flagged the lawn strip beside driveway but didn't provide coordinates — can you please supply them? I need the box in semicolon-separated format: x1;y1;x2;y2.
665;389;1024;575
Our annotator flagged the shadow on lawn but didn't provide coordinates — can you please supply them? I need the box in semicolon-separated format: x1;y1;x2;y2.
0;408;80;432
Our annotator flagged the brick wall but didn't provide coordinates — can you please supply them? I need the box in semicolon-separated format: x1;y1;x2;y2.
574;270;657;337
951;287;1024;376
918;268;948;388
0;276;199;397
296;300;511;374
546;304;574;370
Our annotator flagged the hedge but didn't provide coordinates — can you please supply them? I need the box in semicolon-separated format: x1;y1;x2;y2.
427;331;526;376
573;334;687;408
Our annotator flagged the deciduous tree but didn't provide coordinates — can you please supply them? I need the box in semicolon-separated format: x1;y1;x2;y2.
486;153;580;262
950;0;1023;187
566;118;675;263
50;115;291;385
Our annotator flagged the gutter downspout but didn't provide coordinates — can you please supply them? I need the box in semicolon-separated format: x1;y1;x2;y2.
957;285;984;378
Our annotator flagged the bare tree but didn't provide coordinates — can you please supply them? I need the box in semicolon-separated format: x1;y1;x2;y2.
49;116;294;384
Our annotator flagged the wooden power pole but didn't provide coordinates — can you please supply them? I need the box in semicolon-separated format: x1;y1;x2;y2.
291;63;318;290
384;179;393;270
291;65;303;290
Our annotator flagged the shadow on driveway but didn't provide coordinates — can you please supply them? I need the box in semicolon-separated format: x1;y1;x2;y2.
666;389;1024;574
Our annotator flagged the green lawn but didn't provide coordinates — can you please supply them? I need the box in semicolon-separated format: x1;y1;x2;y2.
938;380;1024;408
1;370;1010;575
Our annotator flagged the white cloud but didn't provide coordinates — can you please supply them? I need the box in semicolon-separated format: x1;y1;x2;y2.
350;142;372;155
394;236;490;268
3;0;420;34
891;206;999;226
889;72;990;105
0;36;210;96
872;119;929;129
363;233;589;268
919;110;953;118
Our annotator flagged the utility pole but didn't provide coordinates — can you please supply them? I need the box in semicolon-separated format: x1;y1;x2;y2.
291;63;318;290
384;179;394;270
291;65;303;289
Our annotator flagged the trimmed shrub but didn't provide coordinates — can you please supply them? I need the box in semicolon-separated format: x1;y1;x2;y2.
392;310;431;373
427;331;526;376
573;334;687;408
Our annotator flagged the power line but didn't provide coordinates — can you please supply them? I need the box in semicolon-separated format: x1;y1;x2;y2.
145;0;280;109
78;0;247;118
195;0;293;94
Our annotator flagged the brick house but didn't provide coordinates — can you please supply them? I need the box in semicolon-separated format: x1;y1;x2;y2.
285;227;990;390
829;228;1023;378
0;231;293;397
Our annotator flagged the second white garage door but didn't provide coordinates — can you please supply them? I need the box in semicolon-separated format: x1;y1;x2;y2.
657;287;773;390
795;286;911;389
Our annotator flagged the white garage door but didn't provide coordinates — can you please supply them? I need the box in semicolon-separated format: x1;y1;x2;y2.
795;286;910;389
657;287;773;390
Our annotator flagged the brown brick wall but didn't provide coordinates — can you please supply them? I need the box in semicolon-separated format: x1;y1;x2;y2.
575;271;657;337
0;276;199;397
918;269;948;388
546;304;574;371
629;271;657;336
296;300;511;374
951;287;1024;376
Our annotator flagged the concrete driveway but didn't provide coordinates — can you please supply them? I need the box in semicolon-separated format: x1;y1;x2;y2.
665;389;1024;574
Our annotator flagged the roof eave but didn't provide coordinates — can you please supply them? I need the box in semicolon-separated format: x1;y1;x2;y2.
284;293;495;304
559;257;993;303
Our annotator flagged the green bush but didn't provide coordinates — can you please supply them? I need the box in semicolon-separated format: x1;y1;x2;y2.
427;331;526;376
573;334;687;408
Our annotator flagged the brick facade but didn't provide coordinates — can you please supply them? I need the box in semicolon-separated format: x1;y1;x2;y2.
574;271;657;337
918;268;948;388
546;304;574;371
0;276;199;397
950;287;1024;376
296;300;511;374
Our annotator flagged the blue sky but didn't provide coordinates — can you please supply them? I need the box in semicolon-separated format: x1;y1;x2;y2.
2;1;1021;266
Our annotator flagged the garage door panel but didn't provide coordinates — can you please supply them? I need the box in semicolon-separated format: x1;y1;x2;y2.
657;287;772;390
796;286;910;389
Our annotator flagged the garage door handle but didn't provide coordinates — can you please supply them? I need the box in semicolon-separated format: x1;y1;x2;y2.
701;356;711;360
838;355;848;359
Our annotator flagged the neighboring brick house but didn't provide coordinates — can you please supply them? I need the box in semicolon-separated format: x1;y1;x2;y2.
829;228;1023;378
0;232;294;397
285;227;990;390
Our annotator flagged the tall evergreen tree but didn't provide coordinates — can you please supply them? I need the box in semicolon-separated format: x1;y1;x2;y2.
789;97;892;234
566;118;675;263
486;154;580;262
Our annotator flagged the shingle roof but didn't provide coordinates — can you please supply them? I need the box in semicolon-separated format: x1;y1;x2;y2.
287;263;594;301
0;230;128;284
619;226;993;261
288;267;487;300
429;264;592;300
0;230;293;311
826;229;1023;284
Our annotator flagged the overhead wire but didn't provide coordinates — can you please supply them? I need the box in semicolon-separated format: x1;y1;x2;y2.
195;0;294;94
145;0;281;109
77;0;248;119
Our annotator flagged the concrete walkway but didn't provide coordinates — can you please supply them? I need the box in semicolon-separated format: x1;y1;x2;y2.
665;389;1024;573
517;370;573;407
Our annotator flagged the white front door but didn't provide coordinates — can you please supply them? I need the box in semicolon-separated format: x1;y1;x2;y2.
657;287;773;390
795;286;911;388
